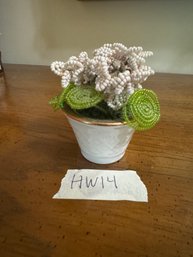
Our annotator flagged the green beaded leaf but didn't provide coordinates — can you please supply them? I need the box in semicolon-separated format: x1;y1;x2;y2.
49;83;76;111
58;83;76;108
122;89;160;131
49;95;60;111
65;85;103;110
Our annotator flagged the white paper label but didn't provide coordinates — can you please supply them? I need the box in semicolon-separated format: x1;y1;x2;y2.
53;169;148;202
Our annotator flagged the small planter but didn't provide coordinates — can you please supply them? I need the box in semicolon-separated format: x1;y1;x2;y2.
49;44;160;163
64;108;134;164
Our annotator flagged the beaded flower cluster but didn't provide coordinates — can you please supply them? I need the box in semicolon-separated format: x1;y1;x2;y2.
51;43;154;110
50;43;160;131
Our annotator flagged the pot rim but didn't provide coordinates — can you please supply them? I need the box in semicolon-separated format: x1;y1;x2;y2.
63;106;127;127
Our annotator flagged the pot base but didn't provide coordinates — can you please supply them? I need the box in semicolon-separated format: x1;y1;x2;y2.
65;110;134;165
81;150;125;164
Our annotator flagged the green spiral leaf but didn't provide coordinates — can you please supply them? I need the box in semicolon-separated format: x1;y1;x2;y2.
49;83;76;111
58;83;76;108
122;89;160;131
65;85;103;110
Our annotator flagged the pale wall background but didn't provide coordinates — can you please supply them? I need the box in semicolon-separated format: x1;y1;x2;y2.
0;0;193;74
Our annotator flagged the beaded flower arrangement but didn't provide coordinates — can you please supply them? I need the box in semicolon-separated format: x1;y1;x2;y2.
49;43;160;131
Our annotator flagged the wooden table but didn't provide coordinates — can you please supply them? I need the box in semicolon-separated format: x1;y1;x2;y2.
0;64;193;257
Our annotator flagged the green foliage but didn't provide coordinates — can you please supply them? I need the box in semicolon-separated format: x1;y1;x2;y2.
49;96;60;111
49;83;76;111
49;84;160;131
65;85;103;110
58;83;76;108
122;89;160;131
49;83;103;112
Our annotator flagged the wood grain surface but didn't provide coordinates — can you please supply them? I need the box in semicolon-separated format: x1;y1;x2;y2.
0;64;193;257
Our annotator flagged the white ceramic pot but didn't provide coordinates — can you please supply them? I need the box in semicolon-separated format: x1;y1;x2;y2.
65;110;134;164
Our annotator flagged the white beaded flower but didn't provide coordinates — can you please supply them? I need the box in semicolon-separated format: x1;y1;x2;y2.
50;43;154;110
